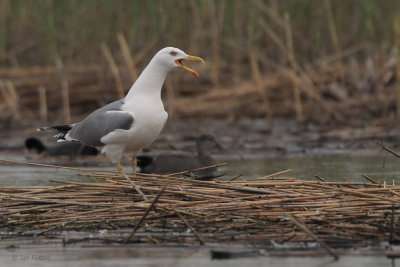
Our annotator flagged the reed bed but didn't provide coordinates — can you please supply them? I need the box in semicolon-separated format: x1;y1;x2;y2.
0;161;399;251
1;1;399;126
0;51;396;126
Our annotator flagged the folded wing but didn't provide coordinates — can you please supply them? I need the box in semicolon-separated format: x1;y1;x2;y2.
65;100;134;146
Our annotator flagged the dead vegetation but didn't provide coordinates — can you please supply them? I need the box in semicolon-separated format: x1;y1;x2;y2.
0;159;399;255
1;1;399;127
0;50;397;127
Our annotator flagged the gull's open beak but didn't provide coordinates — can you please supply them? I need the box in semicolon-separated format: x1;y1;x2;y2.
175;56;204;77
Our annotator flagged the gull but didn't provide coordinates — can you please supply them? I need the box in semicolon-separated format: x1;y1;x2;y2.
41;47;204;174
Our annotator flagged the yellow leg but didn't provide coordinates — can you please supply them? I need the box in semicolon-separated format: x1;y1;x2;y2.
132;156;137;175
117;162;123;174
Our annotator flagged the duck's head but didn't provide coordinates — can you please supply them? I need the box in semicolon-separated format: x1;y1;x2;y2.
196;134;223;155
25;137;46;154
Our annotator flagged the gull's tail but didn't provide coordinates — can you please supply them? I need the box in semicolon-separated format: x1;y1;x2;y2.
37;124;78;141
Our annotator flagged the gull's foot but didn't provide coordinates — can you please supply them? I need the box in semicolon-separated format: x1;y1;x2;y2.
116;162;123;177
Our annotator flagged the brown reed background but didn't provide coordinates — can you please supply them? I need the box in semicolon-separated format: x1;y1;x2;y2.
0;0;399;125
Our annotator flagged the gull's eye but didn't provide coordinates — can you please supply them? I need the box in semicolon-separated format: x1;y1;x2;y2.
169;51;177;56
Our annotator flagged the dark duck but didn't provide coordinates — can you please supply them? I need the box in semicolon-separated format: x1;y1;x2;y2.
137;135;221;180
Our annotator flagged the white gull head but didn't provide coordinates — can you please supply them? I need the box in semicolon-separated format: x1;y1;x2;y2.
125;47;204;101
150;47;204;77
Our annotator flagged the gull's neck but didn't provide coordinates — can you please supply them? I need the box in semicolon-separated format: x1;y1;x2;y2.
125;58;169;102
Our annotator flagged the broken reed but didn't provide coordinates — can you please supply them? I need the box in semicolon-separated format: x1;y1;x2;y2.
0;161;399;249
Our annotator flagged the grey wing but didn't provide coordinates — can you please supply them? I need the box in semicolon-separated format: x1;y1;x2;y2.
68;100;134;146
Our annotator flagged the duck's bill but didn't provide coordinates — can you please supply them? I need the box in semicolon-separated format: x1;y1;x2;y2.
175;56;204;77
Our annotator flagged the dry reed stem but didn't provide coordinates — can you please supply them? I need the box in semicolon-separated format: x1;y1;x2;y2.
362;175;380;185
316;43;366;66
255;169;292;179
324;0;342;67
209;0;226;86
258;18;286;56
314;175;328;183
248;48;272;119
377;141;400;159
117;32;138;83
131;38;158;64
122;172;148;201
123;184;168;244
55;59;71;123
38;86;48;123
285;212;339;260
171;207;206;245
101;43;124;98
5;81;21;119
0;79;21;119
1;159;400;248
165;163;228;177
284;13;303;122
254;0;286;30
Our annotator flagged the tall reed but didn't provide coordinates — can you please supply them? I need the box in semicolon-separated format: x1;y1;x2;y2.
0;0;396;71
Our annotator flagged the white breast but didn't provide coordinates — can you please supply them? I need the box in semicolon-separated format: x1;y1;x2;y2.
101;95;168;154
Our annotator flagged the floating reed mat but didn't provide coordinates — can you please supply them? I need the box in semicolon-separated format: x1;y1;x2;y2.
0;161;399;249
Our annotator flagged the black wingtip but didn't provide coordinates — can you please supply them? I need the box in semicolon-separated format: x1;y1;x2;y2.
37;124;74;141
37;125;73;133
51;125;74;132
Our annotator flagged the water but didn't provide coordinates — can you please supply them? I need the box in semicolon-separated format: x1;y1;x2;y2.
0;247;394;267
220;155;400;183
1;155;399;266
1;155;400;186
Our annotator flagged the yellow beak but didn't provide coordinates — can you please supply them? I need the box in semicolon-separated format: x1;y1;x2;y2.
175;56;204;77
